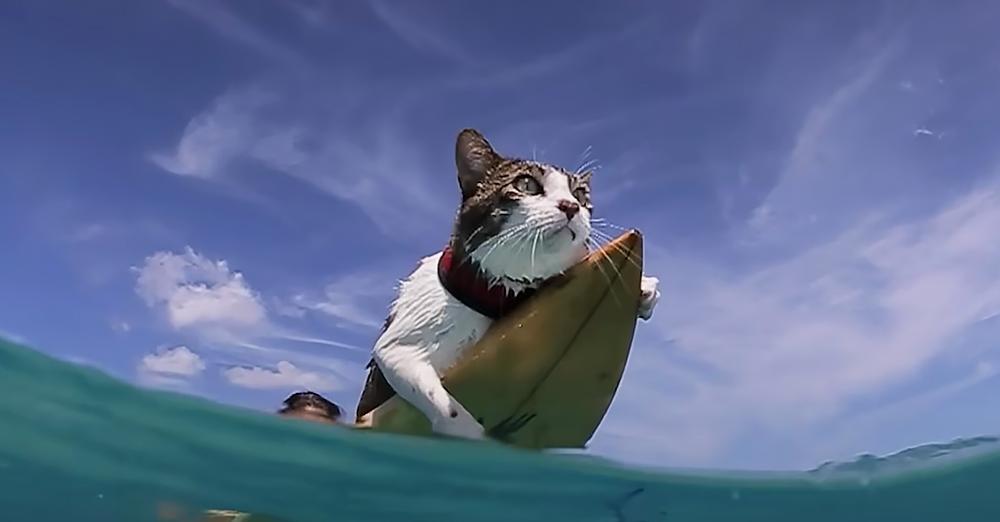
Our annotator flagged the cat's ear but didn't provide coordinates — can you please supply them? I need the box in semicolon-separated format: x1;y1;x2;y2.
578;170;593;186
455;128;500;199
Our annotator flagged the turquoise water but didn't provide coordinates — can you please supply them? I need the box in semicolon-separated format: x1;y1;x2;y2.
2;338;999;521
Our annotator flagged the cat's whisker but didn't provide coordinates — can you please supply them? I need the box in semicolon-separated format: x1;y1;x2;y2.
577;158;601;175
479;227;529;257
589;228;621;244
461;209;515;255
589;228;615;240
586;237;614;284
590;229;644;273
587;237;626;308
512;226;536;265
594;243;643;275
489;230;534;287
592;236;630;302
590;218;626;229
473;223;531;252
530;230;541;275
587;226;618;244
586;232;605;248
465;226;527;271
476;224;533;270
592;221;632;234
518;227;545;277
575;145;594;174
462;224;489;252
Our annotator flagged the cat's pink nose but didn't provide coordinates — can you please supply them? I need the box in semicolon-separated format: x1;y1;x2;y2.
556;199;580;219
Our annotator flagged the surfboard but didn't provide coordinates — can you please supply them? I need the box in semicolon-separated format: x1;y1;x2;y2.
354;230;643;450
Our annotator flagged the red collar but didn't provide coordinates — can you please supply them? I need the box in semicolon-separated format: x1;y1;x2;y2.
437;246;537;319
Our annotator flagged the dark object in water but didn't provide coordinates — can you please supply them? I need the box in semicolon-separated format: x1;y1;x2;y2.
278;391;342;423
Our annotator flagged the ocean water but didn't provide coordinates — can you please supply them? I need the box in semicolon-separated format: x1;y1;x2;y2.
2;338;999;521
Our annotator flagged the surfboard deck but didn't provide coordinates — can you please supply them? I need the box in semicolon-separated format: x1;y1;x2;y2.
354;230;643;449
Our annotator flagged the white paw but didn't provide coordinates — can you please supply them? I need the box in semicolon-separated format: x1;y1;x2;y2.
638;275;660;321
432;409;485;440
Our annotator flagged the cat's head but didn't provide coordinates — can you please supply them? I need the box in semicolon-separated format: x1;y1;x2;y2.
451;128;592;287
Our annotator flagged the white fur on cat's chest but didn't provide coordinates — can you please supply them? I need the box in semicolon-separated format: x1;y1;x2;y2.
374;252;493;373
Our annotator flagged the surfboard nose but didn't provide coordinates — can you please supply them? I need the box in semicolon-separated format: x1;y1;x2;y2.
586;228;643;285
606;228;641;253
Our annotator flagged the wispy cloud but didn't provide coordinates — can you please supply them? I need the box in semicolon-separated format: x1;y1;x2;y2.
150;84;449;237
149;87;276;180
270;334;366;354
164;0;308;68
280;269;395;331
284;0;335;29
28;194;180;250
368;0;476;66
229;339;364;382
68;223;109;243
603;178;1000;467
222;360;340;391
814;360;998;461
445;18;655;93
683;0;755;72
747;37;902;236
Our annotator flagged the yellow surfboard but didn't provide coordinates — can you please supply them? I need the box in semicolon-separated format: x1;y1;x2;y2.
355;230;643;449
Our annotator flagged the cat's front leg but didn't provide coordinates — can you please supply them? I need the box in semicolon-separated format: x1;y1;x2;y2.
638;275;660;320
373;344;485;440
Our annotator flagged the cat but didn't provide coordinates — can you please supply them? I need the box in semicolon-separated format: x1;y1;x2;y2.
355;128;660;440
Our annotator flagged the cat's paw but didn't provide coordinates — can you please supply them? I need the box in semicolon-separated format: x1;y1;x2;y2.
638;276;660;321
432;410;486;440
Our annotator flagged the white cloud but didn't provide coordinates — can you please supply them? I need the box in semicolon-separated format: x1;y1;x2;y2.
139;345;206;377
111;320;132;334
131;245;371;383
222;360;338;391
137;346;207;389
134;246;269;341
602;180;1000;467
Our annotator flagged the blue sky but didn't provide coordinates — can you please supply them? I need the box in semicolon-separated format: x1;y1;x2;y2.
2;0;1000;471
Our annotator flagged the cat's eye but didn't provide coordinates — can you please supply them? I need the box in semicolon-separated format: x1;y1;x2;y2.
513;175;542;195
572;187;588;203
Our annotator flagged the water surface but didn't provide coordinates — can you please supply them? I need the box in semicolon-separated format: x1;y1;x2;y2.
1;338;997;521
